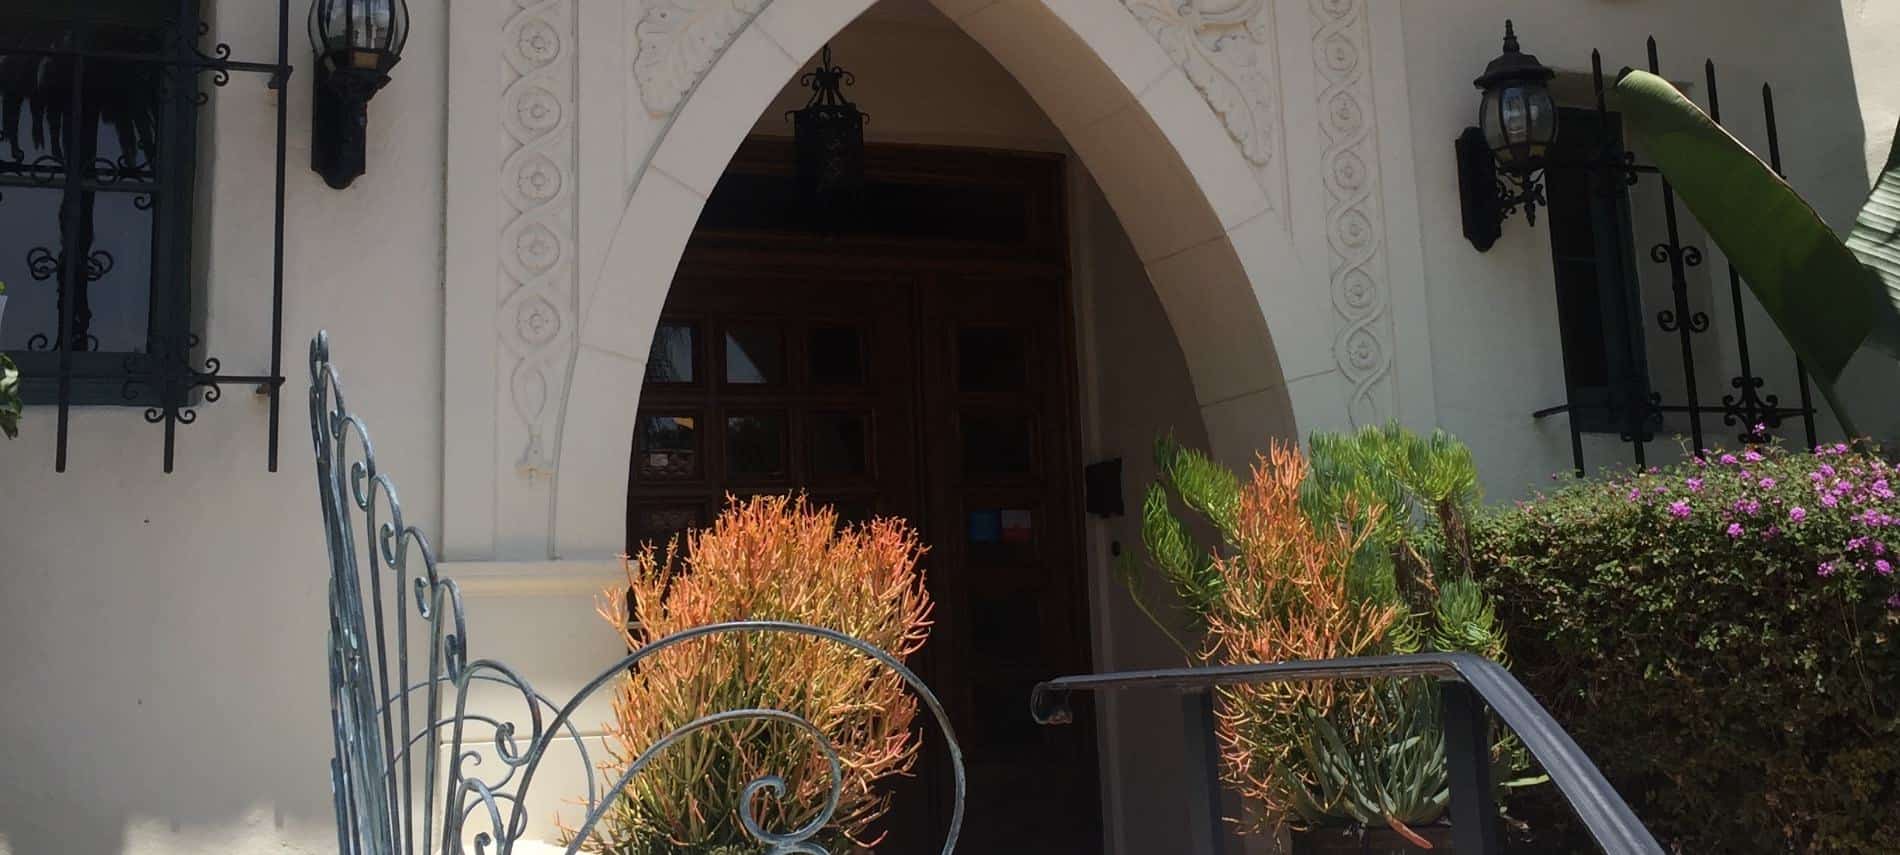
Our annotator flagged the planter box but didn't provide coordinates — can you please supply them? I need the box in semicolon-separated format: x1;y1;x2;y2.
1291;825;1454;854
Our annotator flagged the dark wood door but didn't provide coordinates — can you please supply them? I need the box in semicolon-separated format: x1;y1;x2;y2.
629;272;1100;851
913;273;1100;852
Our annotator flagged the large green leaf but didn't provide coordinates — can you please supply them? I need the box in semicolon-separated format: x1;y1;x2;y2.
1845;121;1900;357
1613;70;1884;388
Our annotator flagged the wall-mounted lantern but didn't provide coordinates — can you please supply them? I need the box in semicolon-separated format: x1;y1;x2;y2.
788;45;868;228
309;0;409;189
1457;20;1558;252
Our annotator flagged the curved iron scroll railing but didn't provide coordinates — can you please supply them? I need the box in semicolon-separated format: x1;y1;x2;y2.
1031;652;1664;855
310;332;965;855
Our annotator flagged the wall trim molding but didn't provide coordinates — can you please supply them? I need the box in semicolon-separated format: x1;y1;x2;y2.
440;560;625;597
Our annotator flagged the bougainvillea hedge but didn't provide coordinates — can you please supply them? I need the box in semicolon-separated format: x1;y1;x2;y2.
1475;443;1900;852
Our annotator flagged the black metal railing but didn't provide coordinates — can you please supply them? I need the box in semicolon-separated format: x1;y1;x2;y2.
0;1;292;472
1532;38;1818;476
1031;653;1662;855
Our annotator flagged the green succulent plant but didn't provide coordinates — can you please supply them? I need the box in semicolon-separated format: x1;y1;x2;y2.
1117;424;1542;834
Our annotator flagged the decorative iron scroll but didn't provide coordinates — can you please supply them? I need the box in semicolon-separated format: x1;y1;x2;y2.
311;331;965;854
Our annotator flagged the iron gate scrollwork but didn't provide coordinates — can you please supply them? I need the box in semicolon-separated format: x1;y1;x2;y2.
1532;39;1819;475
311;331;965;854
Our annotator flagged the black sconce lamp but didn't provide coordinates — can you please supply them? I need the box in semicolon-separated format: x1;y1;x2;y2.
1457;21;1558;252
309;0;409;189
788;45;868;229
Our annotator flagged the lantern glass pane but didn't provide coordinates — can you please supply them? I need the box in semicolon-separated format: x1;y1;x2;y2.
1479;89;1506;153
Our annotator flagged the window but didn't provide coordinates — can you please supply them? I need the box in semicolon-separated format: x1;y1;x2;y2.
0;0;200;404
1544;107;1649;434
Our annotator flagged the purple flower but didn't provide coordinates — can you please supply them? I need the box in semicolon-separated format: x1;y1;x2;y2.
1734;499;1761;515
1686;477;1705;493
1821;464;1837;478
1878;560;1894;576
1720;453;1739;465
1836;443;1850;454
1753;423;1769;435
1744;449;1765;463
1727;523;1745;539
1758;477;1777;489
1626;487;1642;502
1888;594;1900;609
1789;506;1807;522
1823;493;1841;508
1874;480;1894;500
1764;526;1782;540
1818;560;1839;577
1669;500;1692;519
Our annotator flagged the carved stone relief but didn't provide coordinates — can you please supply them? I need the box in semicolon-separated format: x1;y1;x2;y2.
634;0;771;114
1311;0;1391;427
499;0;578;477
1122;0;1285;211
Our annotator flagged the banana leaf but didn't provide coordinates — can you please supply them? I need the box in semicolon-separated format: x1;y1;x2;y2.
1613;70;1900;434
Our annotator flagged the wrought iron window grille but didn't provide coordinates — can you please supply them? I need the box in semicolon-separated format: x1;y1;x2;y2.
0;0;293;473
1530;39;1819;476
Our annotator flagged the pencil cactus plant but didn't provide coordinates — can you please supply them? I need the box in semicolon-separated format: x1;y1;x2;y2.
1117;425;1536;841
571;495;933;854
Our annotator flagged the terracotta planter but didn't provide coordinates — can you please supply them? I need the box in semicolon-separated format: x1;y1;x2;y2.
1289;825;1455;854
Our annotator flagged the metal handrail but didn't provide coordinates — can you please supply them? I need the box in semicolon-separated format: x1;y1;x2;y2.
1032;652;1663;855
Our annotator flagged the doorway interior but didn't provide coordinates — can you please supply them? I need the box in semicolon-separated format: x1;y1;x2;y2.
626;138;1102;851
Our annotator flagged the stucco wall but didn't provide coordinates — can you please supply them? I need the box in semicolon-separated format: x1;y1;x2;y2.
4;2;1900;854
0;1;447;853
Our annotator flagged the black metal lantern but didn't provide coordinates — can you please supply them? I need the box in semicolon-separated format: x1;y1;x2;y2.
789;45;867;227
309;0;409;189
1457;21;1559;250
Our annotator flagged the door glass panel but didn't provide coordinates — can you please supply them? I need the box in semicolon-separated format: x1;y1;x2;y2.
957;326;1026;392
813;495;876;528
726;411;787;478
628;503;703;552
636;414;699;481
960;411;1033;475
809;411;870;477
645;321;696;384
809;325;864;386
724;324;783;385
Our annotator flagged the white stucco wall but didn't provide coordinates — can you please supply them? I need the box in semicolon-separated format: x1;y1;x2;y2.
0;1;447;852
4;2;1900;854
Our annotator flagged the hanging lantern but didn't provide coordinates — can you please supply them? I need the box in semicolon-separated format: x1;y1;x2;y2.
1475;20;1559;173
1457;20;1560;250
788;45;868;227
308;0;411;189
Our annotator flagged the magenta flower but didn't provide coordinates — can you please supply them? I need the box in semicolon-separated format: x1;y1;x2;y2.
1878;560;1894;576
1734;499;1761;515
1788;506;1807;522
1686;477;1704;493
1719;453;1739;465
1758;477;1777;489
1626;487;1642;502
1744;449;1765;463
1822;493;1840;508
1888;594;1900;609
1668;500;1692;519
1818;560;1838;577
1727;523;1745;539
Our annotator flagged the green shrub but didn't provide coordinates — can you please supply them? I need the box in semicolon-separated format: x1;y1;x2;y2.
1475;443;1900;852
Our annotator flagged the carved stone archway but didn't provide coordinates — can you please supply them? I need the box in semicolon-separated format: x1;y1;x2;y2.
442;0;1434;565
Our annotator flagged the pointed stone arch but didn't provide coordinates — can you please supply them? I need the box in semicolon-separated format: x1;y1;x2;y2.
551;0;1354;556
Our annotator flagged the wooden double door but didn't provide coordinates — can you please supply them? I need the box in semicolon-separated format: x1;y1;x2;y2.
628;266;1101;851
